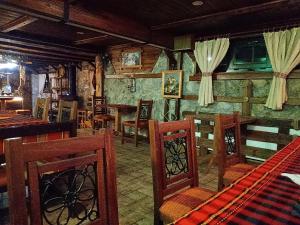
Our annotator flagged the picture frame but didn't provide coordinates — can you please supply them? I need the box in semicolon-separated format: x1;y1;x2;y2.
121;49;142;69
161;70;183;99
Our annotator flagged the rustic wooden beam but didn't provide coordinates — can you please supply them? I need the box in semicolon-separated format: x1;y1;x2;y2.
105;73;162;79
0;33;97;57
151;0;288;30
189;71;300;81
0;0;173;49
0;43;92;61
74;35;110;45
0;48;82;62
250;97;300;106
0;15;37;32
182;95;247;103
242;80;252;116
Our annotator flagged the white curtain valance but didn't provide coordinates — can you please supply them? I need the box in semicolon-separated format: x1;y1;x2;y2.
264;27;300;110
194;38;229;107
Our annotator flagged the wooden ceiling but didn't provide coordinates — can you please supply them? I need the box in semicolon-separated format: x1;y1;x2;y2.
0;0;299;69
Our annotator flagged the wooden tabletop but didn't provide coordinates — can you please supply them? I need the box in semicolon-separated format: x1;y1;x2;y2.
0;114;48;128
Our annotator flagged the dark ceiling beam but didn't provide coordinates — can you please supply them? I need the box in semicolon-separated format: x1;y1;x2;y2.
0;48;84;62
0;0;173;49
0;33;97;57
0;15;37;32
151;0;288;31
0;42;93;61
74;35;110;45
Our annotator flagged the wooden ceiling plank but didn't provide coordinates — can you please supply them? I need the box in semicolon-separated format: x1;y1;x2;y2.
0;48;83;62
74;35;110;45
0;34;97;57
0;0;173;49
0;43;93;61
151;0;289;30
0;15;37;32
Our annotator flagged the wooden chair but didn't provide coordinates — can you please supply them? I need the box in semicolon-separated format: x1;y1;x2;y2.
5;130;119;225
33;97;50;121
92;96;115;129
214;112;255;191
56;100;78;122
121;99;153;147
149;118;216;225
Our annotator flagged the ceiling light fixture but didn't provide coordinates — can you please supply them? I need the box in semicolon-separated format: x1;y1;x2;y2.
192;0;204;6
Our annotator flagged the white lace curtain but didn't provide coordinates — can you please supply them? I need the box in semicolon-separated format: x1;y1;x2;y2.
264;27;300;110
194;38;229;106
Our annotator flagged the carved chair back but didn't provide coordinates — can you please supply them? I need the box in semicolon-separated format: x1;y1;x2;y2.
135;99;153;127
5;130;118;225
149;118;198;213
214;112;244;182
57;100;78;122
33;97;50;121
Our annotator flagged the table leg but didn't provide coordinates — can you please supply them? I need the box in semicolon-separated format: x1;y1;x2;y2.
115;109;122;132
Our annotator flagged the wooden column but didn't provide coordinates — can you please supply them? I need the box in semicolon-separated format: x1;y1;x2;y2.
95;55;104;97
20;66;32;110
242;80;252;116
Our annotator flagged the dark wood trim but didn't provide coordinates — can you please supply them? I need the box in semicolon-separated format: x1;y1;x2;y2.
182;95;247;103
0;15;37;32
0;43;92;61
74;35;110;45
189;71;300;81
0;48;84;62
151;0;287;30
0;34;97;57
105;73;162;79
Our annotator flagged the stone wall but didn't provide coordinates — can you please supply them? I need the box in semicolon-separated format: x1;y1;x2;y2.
78;46;300;121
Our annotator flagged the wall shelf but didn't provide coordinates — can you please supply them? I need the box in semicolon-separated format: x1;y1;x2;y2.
105;73;162;79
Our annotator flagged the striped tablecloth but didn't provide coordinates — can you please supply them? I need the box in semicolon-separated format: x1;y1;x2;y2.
0;114;47;128
173;137;300;225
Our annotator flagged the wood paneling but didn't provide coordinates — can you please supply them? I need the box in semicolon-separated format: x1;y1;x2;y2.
107;44;161;74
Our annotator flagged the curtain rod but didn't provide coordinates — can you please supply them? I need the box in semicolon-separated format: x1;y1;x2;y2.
195;23;300;41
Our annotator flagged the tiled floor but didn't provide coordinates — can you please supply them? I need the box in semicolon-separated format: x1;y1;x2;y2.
0;129;219;225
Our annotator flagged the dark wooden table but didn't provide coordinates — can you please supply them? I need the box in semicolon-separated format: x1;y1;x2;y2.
173;137;300;225
101;104;137;132
0;114;76;157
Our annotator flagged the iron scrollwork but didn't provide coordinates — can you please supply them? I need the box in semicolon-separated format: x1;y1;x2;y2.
164;136;189;179
140;105;150;120
225;127;236;155
40;164;98;225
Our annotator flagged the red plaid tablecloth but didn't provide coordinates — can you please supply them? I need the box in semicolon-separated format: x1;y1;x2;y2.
173;137;300;225
0;114;47;128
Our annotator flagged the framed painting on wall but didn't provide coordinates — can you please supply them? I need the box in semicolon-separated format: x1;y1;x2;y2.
161;70;183;98
121;49;142;69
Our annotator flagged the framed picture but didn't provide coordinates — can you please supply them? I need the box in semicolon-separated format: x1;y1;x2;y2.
162;70;183;99
121;49;142;69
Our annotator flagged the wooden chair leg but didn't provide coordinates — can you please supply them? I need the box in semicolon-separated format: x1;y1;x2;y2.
154;211;163;225
121;123;125;144
146;128;150;143
134;127;138;147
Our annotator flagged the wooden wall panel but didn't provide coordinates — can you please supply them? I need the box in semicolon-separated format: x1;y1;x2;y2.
107;44;161;74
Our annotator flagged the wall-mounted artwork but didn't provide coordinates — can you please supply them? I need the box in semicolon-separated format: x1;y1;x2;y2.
162;70;183;98
121;49;142;69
